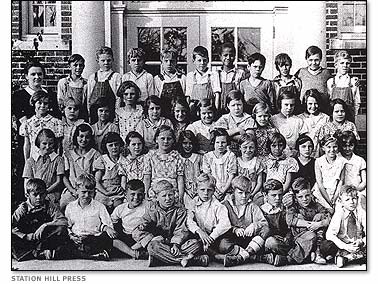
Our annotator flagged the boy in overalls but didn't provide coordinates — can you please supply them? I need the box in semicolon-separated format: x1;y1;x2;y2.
87;46;122;124
154;48;186;119
186;46;221;120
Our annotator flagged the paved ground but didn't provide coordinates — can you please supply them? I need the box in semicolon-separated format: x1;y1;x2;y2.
11;257;366;271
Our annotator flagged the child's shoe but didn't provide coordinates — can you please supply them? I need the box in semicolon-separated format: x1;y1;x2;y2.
224;254;245;267
43;249;56;260
148;254;158;267
180;253;194;268
256;253;275;265
273;255;288;267
335;256;347;268
325;255;333;262
313;252;326;265
134;249;149;260
91;250;110;261
190;255;210;267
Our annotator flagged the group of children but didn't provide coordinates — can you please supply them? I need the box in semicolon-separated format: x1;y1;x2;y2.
11;43;366;269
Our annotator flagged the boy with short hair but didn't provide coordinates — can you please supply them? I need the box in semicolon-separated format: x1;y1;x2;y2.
65;173;116;260
324;185;366;268
259;179;293;267
111;179;148;259
217;42;246;112
154;48;187;118
186;46;221;115
186;173;232;261
12;178;69;261
132;180;207;267
122;47;154;102
87;46;122;123
286;177;331;265
218;176;269;267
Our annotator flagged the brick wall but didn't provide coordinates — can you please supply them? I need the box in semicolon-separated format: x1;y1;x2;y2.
11;1;72;93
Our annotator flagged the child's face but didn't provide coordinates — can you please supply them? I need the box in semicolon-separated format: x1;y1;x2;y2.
295;188;312;208
70;60;85;77
193;54;209;73
197;182;214;202
161;55;177;73
280;98;295;117
128;137;143;156
221;47;235;68
214;135;228;154
106;141;121;157
97;54;113;71
77;130;91;149
306;96;319;115
156;189;175;209
174;104;187;123
306;53;321;71
255;110;270;127
123;87;138;106
240;140;256;160
39;136;55;156
97;106;110;122
26;67;44;89
248;60;264;78
340;192;358;212
126;188;145;209
200;106;214;125
341;140;355;158
278;62;291;77
233;187;250;206
228;99;243;117
35;98;49;116
156;130;174;153
322;141;338;159
129;56;144;73
26;190;47;207
298;141;314;158
270;140;285;157
182;137;193;155
148;102;161;121
64;103;80;121
333;103;346;123
77;185;95;206
335;58;351;75
265;188;283;208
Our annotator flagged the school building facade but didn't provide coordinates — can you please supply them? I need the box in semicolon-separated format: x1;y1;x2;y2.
11;1;367;157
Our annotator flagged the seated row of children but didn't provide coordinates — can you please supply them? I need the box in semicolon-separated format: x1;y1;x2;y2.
12;172;365;269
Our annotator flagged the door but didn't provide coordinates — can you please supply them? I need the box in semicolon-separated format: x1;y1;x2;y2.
126;15;200;76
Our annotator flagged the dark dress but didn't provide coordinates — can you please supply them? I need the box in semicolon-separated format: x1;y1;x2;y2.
292;157;316;188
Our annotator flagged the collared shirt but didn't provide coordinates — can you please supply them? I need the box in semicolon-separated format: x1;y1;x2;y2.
119;154;145;182
92;122;120;152
215;112;256;131
260;202;283;215
93;154;128;181
12;200;67;239
262;155;299;185
237;156;263;184
19;114;64;158
122;70;155;101
57;76;87;108
140;117;174;149
326;206;366;249
260;202;290;238
218;67;246;88
87;69;122;102
187;195;231;241
154;70;186;97
186;69;221;98
23;151;64;188
111;200;146;235
63;148;101;187
344;154;366;188
133;201;189;247
272;74;302;97
186;120;215;153
65;199;113;236
62;118;85;152
115;105;143;141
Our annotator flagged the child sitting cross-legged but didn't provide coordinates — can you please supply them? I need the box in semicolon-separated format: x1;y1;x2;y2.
133;180;208;268
323;185;366;268
12;178;69;261
111;179;148;260
216;176;269;267
186;173;232;263
65;173;116;261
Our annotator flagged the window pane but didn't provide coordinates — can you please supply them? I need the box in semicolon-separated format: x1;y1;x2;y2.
45;5;56;27
138;27;161;61
33;5;44;27
342;4;354;26
211;27;235;61
238;28;261;63
163;28;187;62
355;4;366;26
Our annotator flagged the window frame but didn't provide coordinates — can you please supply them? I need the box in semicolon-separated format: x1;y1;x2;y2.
28;1;61;35
337;1;366;37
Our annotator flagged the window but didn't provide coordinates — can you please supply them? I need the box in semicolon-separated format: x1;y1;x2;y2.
338;1;366;34
210;27;261;70
138;27;188;76
29;1;60;34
